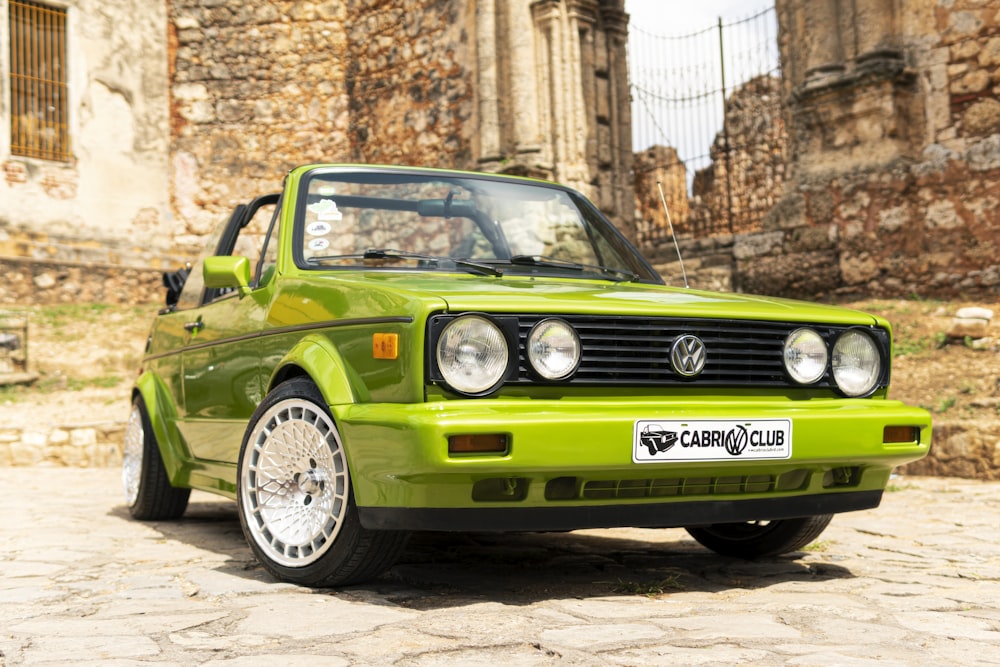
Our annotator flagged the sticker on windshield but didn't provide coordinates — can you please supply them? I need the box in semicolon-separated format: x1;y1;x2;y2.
633;419;791;463
307;199;343;222
306;221;332;236
307;237;330;252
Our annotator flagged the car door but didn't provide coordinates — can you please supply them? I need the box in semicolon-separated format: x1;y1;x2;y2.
177;195;280;463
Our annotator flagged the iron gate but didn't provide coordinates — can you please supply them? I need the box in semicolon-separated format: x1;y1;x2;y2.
629;7;785;242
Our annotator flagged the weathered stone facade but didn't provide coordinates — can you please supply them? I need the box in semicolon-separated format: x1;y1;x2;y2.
739;0;1000;298
168;0;636;249
644;0;999;299
0;424;123;468
0;259;163;306
1;0;634;304
0;0;174;289
633;144;688;245
635;73;789;263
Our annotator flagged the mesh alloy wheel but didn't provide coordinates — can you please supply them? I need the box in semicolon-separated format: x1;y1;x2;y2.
121;397;189;520
240;397;350;568
122;404;144;506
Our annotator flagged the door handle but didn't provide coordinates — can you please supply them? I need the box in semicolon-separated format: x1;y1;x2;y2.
184;318;204;333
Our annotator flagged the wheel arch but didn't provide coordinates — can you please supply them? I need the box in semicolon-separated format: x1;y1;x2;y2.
268;333;366;407
132;372;191;486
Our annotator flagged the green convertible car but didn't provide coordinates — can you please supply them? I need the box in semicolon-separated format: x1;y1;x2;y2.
123;164;931;586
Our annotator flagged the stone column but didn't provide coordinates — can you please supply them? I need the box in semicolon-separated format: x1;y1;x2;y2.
532;1;559;174
803;0;845;87
854;0;902;69
601;0;633;224
476;0;502;164
504;0;544;163
533;0;591;190
569;0;599;179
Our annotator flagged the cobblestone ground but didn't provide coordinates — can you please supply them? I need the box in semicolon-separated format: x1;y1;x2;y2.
2;468;999;666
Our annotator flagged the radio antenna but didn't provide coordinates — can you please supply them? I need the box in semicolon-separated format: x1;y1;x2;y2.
656;180;689;289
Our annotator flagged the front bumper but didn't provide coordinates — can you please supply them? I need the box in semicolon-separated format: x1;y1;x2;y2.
332;396;931;532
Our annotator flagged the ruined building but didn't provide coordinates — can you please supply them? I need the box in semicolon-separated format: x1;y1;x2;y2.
1;0;998;303
1;0;633;303
742;0;1000;297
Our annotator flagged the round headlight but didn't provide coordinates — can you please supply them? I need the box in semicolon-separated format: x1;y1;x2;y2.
527;319;581;380
783;328;828;385
832;330;881;397
436;315;509;395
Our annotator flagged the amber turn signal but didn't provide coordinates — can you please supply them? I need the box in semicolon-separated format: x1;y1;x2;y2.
883;426;919;444
372;333;399;359
448;434;509;454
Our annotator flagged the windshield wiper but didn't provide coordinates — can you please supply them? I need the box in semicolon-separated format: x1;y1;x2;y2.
507;255;637;282
308;249;503;277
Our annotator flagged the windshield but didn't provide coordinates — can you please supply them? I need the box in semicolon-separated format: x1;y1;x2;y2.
294;169;660;282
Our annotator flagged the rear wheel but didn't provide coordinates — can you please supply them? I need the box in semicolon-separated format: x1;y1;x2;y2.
122;397;190;520
685;514;833;558
237;377;409;586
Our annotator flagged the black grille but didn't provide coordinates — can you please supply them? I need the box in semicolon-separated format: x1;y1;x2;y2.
511;315;886;390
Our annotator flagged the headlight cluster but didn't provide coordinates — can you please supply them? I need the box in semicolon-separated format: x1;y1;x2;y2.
435;315;582;395
783;327;883;396
434;315;884;398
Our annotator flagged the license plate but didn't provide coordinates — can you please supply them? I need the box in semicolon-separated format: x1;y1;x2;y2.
633;419;792;463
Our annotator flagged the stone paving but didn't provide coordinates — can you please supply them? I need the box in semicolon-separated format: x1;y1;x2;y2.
2;468;999;666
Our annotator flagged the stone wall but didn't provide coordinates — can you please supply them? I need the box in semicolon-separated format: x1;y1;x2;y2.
902;420;1000;481
0;259;164;306
689;75;789;238
0;424;124;468
634;74;789;265
644;1;1000;301
0;0;173;274
732;0;1000;299
633;145;688;245
168;0;635;252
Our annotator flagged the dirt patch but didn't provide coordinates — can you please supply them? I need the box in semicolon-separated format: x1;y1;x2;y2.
0;304;155;429
1;298;998;432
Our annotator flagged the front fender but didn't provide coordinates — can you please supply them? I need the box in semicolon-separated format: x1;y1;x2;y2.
269;333;366;406
133;372;191;486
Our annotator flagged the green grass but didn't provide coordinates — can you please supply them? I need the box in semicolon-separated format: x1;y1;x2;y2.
935;396;957;414
32;303;152;331
1;373;126;399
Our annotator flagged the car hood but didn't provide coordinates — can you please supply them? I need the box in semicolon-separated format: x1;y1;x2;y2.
330;272;882;326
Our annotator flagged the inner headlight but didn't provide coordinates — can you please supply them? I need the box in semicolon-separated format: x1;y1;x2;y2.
832;330;881;397
436;315;509;395
527;318;581;380
783;328;828;384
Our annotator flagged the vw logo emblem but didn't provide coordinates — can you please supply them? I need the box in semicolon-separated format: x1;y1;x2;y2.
670;335;706;377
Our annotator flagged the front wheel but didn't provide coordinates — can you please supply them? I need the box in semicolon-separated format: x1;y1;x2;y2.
685;514;833;559
236;377;409;586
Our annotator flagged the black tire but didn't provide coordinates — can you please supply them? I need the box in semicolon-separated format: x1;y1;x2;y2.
122;397;191;520
685;514;833;558
236;377;409;587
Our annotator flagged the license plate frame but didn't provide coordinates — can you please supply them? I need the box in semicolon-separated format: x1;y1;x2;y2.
633;419;792;463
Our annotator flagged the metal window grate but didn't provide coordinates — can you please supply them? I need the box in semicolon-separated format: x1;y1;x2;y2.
9;0;70;162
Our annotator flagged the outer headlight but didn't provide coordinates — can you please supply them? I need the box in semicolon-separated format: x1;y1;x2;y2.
832;329;881;397
527;318;581;380
435;315;509;395
783;328;828;384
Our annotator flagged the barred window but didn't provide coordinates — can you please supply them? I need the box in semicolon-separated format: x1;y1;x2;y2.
8;0;70;162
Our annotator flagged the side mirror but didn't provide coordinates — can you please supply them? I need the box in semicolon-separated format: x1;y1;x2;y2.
203;255;251;295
